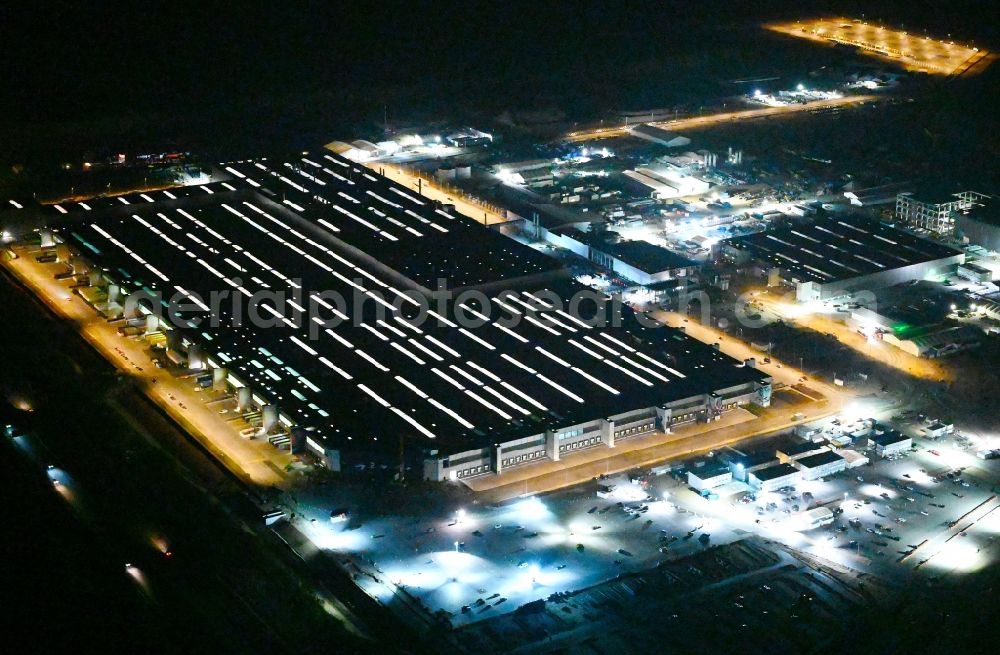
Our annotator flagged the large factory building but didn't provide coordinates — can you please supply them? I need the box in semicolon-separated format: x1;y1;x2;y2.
719;215;965;302
27;150;773;483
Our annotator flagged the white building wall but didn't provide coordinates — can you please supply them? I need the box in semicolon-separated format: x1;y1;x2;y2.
796;252;965;302
875;439;912;457
749;469;802;491
539;228;589;257
688;470;732;491
424;381;769;481
797;459;847;480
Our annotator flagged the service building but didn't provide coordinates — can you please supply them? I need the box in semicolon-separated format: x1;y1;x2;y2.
688;464;733;491
748;463;801;491
872;430;912;457
793;450;848;480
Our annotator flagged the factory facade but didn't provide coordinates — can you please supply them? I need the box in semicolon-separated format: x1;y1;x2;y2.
628;124;692;148
543;226;699;286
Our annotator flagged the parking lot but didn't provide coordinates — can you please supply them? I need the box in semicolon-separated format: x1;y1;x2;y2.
286;399;1000;634
293;475;750;630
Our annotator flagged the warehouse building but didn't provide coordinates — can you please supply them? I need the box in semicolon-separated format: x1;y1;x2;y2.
955;200;1000;253
793;450;848;480
628;124;692;148
45;150;772;483
623;170;681;199
544;226;699;286
850;290;983;358
591;240;699;286
748;463;801;492
727;451;777;482
719;215;965;302
872;430;912;457
688;464;733;491
839;449;870;469
622;166;711;200
957;261;996;283
883;325;982;358
795;506;835;530
926;421;954;438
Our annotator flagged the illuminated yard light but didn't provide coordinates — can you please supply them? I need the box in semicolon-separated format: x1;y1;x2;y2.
926;539;987;573
513;496;549;520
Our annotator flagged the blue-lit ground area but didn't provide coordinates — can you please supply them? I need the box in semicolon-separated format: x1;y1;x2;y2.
292;483;752;630
284;404;1000;644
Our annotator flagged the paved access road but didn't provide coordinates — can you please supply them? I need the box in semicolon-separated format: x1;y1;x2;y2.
562;95;880;143
3;245;294;487
747;288;952;383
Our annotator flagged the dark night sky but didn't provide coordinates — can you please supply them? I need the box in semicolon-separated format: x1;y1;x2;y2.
0;1;996;165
